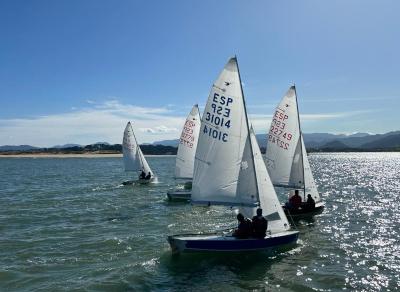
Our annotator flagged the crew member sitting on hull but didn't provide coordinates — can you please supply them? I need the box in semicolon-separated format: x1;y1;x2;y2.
233;213;252;239
252;208;268;238
139;170;146;179
305;194;316;210
145;172;152;180
287;190;302;210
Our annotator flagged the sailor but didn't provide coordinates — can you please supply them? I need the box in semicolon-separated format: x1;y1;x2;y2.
306;194;316;210
288;190;302;209
252;208;268;238
233;213;252;239
145;172;152;180
139;170;146;179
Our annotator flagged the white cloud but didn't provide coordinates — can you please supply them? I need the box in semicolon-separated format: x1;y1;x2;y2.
0;98;374;147
0;100;185;147
139;125;179;134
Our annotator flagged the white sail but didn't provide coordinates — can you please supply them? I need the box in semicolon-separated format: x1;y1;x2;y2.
240;128;290;233
138;146;153;176
122;122;153;177
175;104;201;179
302;138;321;203
191;57;258;207
265;86;304;188
122;122;141;171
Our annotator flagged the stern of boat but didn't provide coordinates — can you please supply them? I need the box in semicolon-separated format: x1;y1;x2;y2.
167;235;186;254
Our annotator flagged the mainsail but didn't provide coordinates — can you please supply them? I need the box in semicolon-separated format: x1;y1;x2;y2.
265;86;304;189
175;104;201;179
192;57;258;207
265;86;320;202
122;122;153;177
191;57;290;233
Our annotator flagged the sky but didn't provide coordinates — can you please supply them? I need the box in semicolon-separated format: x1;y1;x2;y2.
0;0;399;147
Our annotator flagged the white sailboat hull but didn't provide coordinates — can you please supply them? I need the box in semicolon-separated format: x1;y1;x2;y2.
168;230;299;254
167;189;191;201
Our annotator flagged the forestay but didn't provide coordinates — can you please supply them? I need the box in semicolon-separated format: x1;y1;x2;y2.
122;122;153;176
175;105;201;179
191;58;258;207
265;86;304;188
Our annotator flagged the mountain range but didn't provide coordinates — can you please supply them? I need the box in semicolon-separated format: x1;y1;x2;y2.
2;131;400;153
153;131;400;151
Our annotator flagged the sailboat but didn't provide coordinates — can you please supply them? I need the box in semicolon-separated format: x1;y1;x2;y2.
122;121;155;185
167;104;201;201
265;86;324;219
167;57;298;254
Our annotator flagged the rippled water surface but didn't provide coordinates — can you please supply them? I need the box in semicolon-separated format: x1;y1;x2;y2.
0;153;399;291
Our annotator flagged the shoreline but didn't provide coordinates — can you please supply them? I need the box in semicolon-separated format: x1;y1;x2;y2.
0;153;176;158
0;152;398;159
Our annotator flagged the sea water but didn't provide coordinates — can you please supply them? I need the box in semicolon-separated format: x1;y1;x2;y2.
0;153;399;291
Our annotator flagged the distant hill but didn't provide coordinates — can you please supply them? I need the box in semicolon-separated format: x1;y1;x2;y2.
0;143;176;155
2;131;400;154
152;139;179;147
0;145;39;151
360;133;400;149
152;131;400;152
153;132;377;149
52;143;82;149
319;140;353;150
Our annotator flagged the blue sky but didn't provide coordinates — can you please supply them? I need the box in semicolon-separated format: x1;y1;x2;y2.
0;0;399;146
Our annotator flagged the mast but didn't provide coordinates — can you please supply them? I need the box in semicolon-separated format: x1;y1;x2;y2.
235;56;261;206
293;85;306;201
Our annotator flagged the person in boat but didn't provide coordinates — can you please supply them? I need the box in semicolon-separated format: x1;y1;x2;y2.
145;172;152;180
252;208;268;239
139;170;146;179
233;213;253;239
305;194;316;210
288;190;302;210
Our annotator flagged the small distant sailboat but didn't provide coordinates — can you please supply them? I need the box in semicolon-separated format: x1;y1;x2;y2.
122;121;155;185
265;86;324;219
168;57;298;254
167;104;201;201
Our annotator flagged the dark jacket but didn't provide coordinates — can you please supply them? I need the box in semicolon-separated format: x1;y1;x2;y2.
252;215;268;238
306;196;316;209
233;218;253;239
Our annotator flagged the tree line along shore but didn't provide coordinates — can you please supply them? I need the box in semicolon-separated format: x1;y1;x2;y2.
1;142;399;156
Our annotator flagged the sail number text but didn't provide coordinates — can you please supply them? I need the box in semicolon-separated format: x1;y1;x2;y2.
268;109;292;150
180;120;196;148
202;93;232;142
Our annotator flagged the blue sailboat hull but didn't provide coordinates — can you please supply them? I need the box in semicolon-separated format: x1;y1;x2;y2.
168;230;299;254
